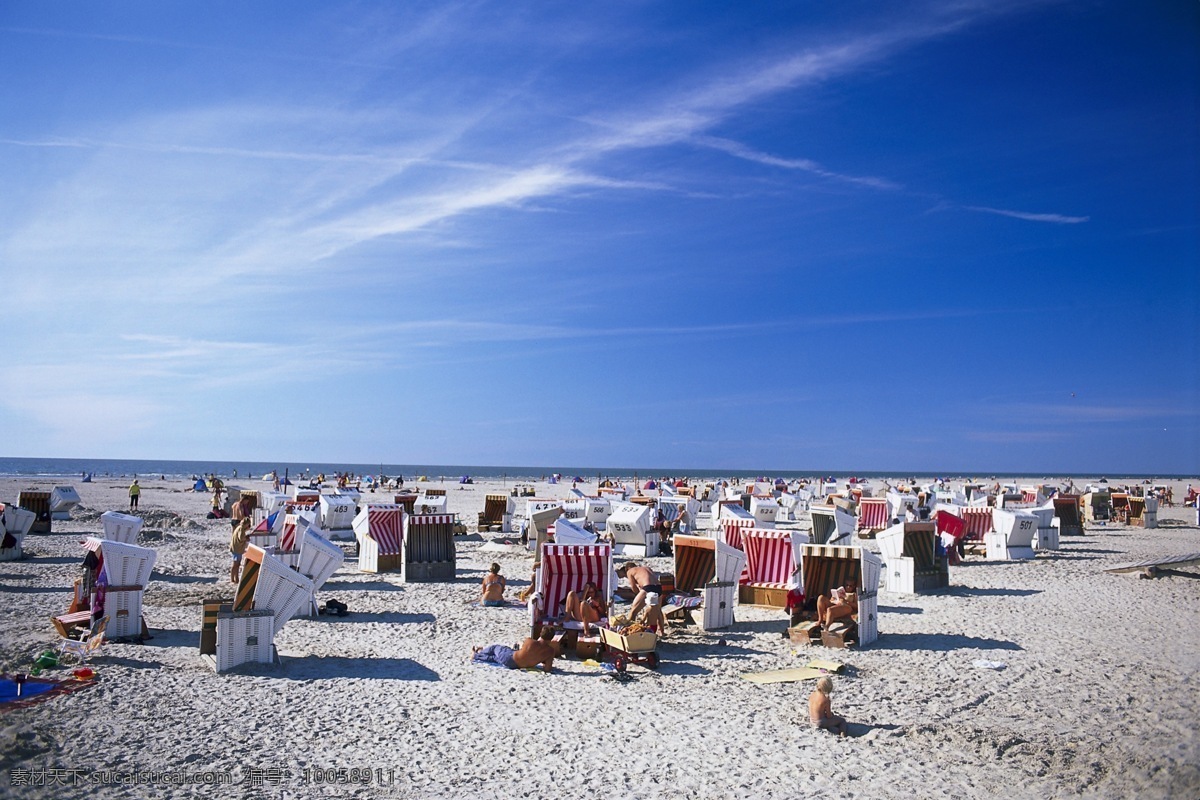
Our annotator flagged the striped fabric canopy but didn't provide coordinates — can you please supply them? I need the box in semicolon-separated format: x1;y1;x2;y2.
800;544;864;600
742;529;795;587
537;543;612;621
720;517;756;550
403;514;455;563
366;507;405;556
961;507;992;541
857;498;889;531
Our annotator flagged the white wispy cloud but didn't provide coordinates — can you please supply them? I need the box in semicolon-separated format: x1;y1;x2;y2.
965;206;1090;224
694;136;901;190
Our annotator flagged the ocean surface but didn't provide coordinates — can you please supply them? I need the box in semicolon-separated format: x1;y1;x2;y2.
0;457;1181;483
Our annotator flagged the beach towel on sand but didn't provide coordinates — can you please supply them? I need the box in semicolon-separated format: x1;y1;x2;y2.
741;660;844;685
1;675;96;713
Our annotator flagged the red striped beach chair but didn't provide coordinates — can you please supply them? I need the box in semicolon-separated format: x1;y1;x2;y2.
739;529;801;608
353;504;405;573
531;543;613;633
960;506;993;550
856;497;889;537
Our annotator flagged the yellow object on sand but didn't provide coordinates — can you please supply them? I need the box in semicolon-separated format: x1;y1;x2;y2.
742;659;845;684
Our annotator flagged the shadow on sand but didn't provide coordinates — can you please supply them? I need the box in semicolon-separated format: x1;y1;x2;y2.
871;632;1023;652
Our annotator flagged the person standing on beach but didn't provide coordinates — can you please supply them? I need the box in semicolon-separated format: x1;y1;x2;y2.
128;479;141;511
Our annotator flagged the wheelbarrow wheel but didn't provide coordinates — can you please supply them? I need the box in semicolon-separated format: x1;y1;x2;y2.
646;653;659;669
614;656;627;673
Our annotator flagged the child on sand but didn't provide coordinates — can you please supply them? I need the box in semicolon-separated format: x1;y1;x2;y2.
808;676;847;736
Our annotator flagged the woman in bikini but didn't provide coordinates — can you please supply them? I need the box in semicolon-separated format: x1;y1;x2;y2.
480;563;507;606
563;581;606;635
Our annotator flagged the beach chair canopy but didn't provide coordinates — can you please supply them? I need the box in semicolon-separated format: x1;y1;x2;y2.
353;504;405;556
673;534;747;594
533;543;614;623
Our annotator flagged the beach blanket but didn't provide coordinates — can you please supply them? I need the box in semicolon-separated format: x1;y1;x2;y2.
741;660;844;685
1;675;96;713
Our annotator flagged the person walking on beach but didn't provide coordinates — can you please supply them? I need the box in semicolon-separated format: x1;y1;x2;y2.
128;479;141;512
808;676;847;736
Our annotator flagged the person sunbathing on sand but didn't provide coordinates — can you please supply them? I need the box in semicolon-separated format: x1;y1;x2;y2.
564;581;606;634
471;628;558;673
816;580;858;630
808;676;847;736
480;563;507;606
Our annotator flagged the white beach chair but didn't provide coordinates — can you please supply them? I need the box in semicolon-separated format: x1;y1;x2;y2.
606;502;658;558
551;515;599;545
49;486;81;520
669;534;747;630
810;505;855;546
100;511;143;545
319;494;357;532
252;548;315;634
877;522;949;594
749;496;779;528
986;509;1037;561
1028;505;1058;550
1;504;35;561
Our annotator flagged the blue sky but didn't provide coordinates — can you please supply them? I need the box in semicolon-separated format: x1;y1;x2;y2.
1;1;1196;474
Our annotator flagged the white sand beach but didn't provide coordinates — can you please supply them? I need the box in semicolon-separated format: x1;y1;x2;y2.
1;475;1198;799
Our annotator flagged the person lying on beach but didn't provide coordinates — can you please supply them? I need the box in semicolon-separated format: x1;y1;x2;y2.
564;581;606;634
816;580;858;630
808;676;847;736
619;562;661;620
471;627;558;673
480;563;507;606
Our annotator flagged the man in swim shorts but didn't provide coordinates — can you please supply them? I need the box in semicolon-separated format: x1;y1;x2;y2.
471;628;559;673
619;561;661;620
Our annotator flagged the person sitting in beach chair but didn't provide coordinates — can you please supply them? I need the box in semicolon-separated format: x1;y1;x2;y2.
816;580;858;631
619;561;661;621
480;563;507;606
563;581;606;634
471;627;559;673
808;676;847;736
